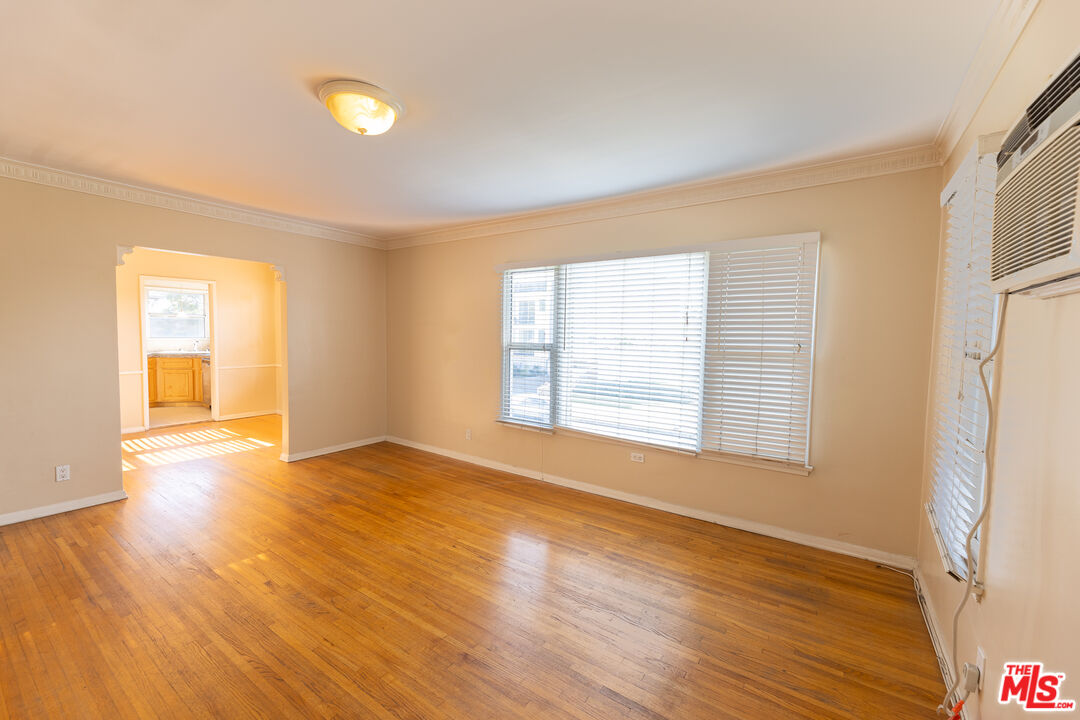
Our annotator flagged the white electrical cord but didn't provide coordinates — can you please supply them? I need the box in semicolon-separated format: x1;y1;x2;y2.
936;292;1011;715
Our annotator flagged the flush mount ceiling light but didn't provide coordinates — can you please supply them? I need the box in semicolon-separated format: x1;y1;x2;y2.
318;80;404;136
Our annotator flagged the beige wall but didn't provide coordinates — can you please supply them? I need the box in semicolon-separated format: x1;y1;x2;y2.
0;177;386;518
917;2;1080;717
116;247;281;429
388;167;942;559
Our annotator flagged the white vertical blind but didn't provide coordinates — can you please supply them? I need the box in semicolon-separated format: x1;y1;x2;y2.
700;240;819;464
556;253;707;450
927;147;997;578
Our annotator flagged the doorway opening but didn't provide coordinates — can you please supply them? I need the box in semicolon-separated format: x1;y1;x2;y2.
142;276;215;428
116;247;286;435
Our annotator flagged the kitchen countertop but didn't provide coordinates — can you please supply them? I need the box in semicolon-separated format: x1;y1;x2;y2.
147;351;211;358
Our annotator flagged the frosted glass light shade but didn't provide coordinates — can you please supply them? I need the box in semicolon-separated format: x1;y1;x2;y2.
318;80;404;136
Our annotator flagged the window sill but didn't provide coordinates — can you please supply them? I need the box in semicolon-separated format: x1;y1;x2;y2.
495;419;554;434
496;419;813;476
697;450;812;476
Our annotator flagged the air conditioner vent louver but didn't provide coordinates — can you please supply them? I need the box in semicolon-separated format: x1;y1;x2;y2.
998;116;1031;169
996;53;1080;170
991;125;1080;283
1027;53;1080;130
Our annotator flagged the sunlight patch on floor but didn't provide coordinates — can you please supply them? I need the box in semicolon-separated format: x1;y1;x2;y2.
122;428;240;453
122;425;275;470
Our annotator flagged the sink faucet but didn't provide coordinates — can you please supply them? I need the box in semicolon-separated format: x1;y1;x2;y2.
192;339;199;351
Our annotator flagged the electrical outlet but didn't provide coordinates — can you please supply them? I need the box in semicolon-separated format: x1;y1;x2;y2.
55;464;71;482
976;647;987;690
465;429;472;440
630;452;644;463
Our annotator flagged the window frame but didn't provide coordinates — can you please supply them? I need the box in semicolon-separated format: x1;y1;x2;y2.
925;144;998;581
144;285;210;340
500;266;558;428
497;233;820;473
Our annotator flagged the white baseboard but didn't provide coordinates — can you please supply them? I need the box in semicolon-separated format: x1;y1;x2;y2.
121;425;147;435
385;436;914;570
0;490;129;527
217;410;280;421
388;436;544;480
282;436;388;462
914;563;963;716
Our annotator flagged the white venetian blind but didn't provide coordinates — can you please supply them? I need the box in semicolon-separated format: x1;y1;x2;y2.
556;253;707;450
927;147;997;578
701;239;819;464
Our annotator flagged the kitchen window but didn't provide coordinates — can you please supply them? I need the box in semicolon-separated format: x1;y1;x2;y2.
145;287;209;339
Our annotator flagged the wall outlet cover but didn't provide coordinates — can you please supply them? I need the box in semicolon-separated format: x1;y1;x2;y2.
55;464;71;482
630;452;645;463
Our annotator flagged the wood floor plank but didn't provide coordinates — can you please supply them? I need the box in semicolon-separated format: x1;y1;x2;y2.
0;415;942;718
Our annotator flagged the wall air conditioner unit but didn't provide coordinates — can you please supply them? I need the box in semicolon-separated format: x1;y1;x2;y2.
992;51;1080;296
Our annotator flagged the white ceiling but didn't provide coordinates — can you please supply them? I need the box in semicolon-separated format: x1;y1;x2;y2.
0;0;998;238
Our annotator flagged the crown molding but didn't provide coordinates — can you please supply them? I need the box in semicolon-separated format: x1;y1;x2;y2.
385;144;942;250
0;155;384;249
934;0;1041;162
2;144;944;254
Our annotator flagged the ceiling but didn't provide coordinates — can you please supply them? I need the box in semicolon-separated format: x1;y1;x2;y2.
0;0;999;239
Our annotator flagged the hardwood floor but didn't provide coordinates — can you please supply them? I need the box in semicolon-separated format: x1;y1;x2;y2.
1;415;943;718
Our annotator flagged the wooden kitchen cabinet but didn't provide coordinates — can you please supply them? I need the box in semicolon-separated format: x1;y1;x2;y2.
148;358;158;404
147;356;204;406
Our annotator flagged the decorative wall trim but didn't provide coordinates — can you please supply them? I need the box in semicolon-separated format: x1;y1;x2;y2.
0;490;128;528
0;155;383;249
934;0;1042;162
216;410;281;421
281;435;388;462
3;144;946;253
385;145;942;250
386;436;915;570
117;245;135;266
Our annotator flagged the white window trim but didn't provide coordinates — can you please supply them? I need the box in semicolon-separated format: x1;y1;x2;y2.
501;266;558;428
498;232;820;475
144;277;211;339
495;233;820;272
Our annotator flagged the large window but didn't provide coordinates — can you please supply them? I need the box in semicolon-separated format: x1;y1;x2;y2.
558;253;707;450
500;234;820;466
927;147;997;579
